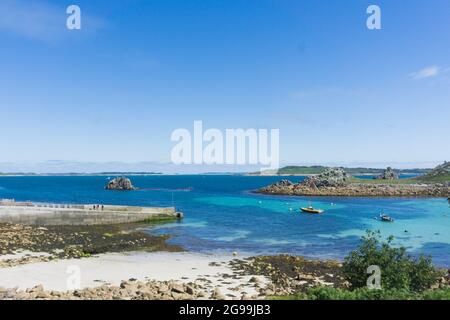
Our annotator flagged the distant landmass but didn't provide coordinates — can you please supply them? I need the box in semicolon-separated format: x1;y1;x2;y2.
415;161;450;183
249;166;432;176
0;172;162;176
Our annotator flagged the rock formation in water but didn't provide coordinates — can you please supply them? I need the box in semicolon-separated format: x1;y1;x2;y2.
105;177;137;190
376;167;399;180
302;168;349;188
257;166;449;197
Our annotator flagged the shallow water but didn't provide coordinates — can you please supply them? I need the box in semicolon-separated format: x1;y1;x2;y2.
1;175;449;266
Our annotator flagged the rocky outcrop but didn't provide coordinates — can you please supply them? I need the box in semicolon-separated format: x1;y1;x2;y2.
302;168;349;188
257;166;449;197
273;179;294;187
105;177;136;190
419;161;450;180
376;167;398;180
259;168;349;195
230;255;347;296
259;182;449;197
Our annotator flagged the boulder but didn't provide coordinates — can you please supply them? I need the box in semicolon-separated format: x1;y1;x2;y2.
210;287;226;300
105;177;137;191
170;283;185;294
376;167;399;180
274;179;294;187
301;168;349;188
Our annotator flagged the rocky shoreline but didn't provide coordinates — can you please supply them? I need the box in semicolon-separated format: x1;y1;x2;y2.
231;255;450;297
257;168;449;198
258;180;449;197
0;222;362;300
1;222;449;300
0;223;182;267
0;280;208;300
0;223;266;300
230;255;348;296
0;252;354;300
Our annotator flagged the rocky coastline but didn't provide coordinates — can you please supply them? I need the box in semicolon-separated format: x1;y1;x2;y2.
0;255;350;300
0;223;182;267
258;180;449;197
1;222;449;300
0;222;267;300
0;222;374;300
0;280;208;300
257;168;449;198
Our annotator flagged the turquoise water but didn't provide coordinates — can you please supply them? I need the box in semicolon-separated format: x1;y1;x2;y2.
0;175;449;266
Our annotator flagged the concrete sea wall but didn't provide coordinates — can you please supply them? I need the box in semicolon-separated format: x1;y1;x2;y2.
0;203;179;226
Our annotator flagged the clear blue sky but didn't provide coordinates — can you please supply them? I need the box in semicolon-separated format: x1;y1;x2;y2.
0;0;449;171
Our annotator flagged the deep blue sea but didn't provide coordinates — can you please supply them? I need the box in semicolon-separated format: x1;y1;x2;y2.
1;175;449;266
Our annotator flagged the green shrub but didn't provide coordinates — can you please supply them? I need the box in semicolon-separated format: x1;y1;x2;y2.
342;231;439;292
420;287;450;300
273;286;450;300
307;286;416;300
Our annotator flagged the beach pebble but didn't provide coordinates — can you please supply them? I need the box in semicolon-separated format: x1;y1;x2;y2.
210;287;226;300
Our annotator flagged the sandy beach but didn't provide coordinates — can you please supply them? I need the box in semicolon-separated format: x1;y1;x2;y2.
0;251;269;299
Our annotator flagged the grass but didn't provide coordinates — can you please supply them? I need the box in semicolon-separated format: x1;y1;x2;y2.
276;166;329;175
415;174;450;183
255;166;431;176
347;177;417;185
270;287;450;300
349;175;450;184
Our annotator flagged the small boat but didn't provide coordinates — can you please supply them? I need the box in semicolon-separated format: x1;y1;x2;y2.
379;213;394;222
300;206;324;214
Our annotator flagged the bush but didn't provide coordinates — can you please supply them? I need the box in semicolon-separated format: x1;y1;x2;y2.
274;286;450;300
342;231;439;292
420;287;450;300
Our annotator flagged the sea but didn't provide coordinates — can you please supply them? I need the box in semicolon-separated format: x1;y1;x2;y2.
0;175;449;267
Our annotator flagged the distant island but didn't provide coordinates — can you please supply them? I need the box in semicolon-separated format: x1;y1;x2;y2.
0;172;163;176
257;162;450;197
248;165;431;176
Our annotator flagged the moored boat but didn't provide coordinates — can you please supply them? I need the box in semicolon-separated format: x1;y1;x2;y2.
380;213;394;222
300;206;324;214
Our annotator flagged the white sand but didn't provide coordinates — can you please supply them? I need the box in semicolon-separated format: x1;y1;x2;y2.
0;251;268;299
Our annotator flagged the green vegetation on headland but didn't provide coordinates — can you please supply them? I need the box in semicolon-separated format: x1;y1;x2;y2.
351;161;450;184
272;231;449;300
414;162;450;183
258;162;449;197
252;166;431;176
350;176;450;184
256;162;450;185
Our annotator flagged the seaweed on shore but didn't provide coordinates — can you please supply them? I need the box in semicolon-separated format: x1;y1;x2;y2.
0;222;183;261
230;255;348;295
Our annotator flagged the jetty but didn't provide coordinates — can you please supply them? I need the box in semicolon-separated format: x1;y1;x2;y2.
0;199;182;226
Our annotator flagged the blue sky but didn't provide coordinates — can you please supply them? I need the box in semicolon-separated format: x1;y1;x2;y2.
0;0;449;172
